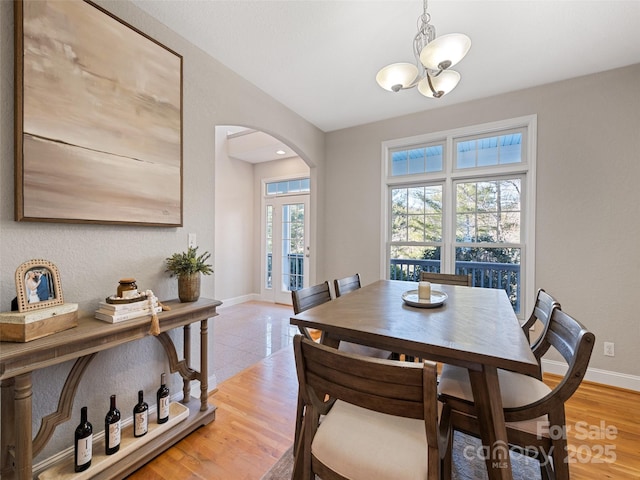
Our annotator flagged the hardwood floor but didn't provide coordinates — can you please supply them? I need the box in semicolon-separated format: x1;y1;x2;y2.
547;376;640;479
126;347;297;480
127;320;640;479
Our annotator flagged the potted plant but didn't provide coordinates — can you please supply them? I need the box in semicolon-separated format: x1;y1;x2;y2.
165;247;213;302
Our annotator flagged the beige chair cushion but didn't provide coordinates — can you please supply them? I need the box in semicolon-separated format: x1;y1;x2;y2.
312;400;429;480
438;365;552;436
339;341;391;359
438;364;552;408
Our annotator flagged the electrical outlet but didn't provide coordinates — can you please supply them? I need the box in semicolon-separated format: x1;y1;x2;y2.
604;342;615;357
188;233;197;249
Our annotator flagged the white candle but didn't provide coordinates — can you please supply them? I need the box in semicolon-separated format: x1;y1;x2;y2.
418;281;431;300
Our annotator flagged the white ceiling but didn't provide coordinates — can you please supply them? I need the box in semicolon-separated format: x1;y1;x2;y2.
224;126;299;163
131;0;640;134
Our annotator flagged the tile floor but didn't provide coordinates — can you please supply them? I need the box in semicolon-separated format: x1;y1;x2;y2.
212;301;297;384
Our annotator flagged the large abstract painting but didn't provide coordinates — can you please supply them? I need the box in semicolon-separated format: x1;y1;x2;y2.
15;0;183;226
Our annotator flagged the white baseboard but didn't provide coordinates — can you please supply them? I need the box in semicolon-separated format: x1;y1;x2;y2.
189;374;218;398
217;293;261;308
542;359;640;392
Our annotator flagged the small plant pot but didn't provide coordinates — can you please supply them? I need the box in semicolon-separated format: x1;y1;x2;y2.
178;273;200;302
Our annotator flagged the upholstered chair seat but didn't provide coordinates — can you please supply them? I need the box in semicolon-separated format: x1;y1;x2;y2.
312;400;429;479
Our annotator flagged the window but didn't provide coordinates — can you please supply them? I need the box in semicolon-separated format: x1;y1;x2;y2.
391;143;444;176
383;116;536;316
455;131;523;169
265;178;310;196
265;205;273;288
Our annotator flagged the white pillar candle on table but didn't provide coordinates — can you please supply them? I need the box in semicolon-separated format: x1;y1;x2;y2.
418;281;431;300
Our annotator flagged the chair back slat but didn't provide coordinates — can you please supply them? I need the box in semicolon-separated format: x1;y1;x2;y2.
291;281;332;314
521;288;560;346
536;307;593;366
334;273;361;298
420;272;472;286
294;335;436;420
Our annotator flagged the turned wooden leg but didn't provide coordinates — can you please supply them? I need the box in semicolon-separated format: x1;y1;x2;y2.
1;378;16;478
183;324;191;402
200;318;209;411
14;374;33;480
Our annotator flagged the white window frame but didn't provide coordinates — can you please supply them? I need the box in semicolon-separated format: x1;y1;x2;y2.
380;115;537;319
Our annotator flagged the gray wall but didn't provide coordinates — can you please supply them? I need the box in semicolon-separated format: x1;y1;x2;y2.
0;0;324;463
1;0;638;466
322;64;640;379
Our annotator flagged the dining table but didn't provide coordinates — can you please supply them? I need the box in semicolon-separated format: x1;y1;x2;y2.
290;279;539;480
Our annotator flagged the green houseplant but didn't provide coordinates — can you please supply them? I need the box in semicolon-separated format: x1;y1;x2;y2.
165;247;213;302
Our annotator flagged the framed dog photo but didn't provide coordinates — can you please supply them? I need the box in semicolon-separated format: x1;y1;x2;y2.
15;259;64;312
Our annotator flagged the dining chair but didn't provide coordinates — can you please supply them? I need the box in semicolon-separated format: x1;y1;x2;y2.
333;273;361;297
419;271;472;286
521;288;560;378
438;305;595;480
292;334;443;480
521;288;559;341
291;281;332;341
291;282;391;448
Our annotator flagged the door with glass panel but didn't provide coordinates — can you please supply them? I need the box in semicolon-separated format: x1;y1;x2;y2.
262;184;310;304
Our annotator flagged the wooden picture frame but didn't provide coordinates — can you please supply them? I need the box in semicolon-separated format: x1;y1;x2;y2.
14;0;183;226
15;259;64;312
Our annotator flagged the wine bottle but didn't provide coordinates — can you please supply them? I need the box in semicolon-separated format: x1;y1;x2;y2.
74;406;93;472
157;373;170;424
104;394;121;455
133;390;149;437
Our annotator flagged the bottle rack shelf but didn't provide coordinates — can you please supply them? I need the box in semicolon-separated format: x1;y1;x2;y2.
38;402;189;479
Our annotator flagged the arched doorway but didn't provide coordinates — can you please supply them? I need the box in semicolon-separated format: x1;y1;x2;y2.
214;126;312;305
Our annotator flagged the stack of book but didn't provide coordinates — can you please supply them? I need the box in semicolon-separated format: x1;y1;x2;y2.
95;298;161;324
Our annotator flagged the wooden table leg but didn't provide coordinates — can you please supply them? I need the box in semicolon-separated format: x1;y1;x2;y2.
183;324;191;402
320;332;340;349
468;366;513;480
14;373;33;480
199;318;208;411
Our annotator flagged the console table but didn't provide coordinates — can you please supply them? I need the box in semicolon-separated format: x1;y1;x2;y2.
0;297;221;480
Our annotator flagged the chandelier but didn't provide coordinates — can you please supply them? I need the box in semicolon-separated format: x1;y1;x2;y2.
376;0;471;98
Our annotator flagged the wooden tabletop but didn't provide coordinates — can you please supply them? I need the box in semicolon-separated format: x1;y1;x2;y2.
290;280;538;376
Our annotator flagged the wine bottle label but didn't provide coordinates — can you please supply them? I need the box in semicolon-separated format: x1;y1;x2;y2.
108;421;121;447
159;396;170;419
77;435;92;466
135;411;148;435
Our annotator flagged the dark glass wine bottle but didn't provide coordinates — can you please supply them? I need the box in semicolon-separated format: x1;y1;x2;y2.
104;394;121;455
74;406;93;472
156;373;170;424
133;390;149;437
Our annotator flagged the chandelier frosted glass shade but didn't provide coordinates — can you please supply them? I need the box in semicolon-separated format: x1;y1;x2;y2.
375;1;470;99
417;70;461;98
375;63;419;92
419;33;471;71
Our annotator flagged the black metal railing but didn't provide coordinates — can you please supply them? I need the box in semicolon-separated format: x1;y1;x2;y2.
267;253;305;291
390;258;521;312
